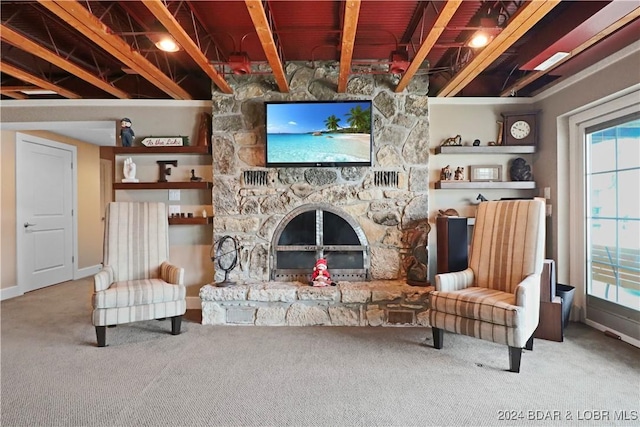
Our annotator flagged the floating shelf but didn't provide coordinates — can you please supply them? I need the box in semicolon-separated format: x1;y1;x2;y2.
168;217;213;225
435;145;536;154
113;181;213;190
435;181;536;189
112;146;211;155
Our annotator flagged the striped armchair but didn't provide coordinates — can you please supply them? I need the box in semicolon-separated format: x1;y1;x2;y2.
429;199;545;372
92;202;186;347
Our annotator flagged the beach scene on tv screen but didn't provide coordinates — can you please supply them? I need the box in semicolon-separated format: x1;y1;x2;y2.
266;101;372;164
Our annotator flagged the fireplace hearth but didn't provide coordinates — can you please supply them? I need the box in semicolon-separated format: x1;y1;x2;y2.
270;203;370;282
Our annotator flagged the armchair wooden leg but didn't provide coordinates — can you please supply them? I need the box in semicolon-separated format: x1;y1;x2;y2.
171;315;182;335
432;327;443;349
95;326;107;347
525;335;534;351
508;346;522;373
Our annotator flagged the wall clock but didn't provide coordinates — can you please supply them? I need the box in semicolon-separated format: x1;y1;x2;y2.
501;111;539;146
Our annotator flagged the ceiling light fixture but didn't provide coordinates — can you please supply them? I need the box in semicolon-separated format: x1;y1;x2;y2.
228;52;252;75
20;89;57;95
155;36;180;52
534;52;570;71
389;49;410;74
468;31;492;48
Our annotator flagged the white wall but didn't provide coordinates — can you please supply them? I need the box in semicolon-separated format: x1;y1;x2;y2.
533;41;640;319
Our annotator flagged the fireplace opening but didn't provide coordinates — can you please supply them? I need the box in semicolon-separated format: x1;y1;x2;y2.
270;203;370;282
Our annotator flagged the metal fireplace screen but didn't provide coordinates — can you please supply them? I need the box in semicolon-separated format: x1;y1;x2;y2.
270;204;370;282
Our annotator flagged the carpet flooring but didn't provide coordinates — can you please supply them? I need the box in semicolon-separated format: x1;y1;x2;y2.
1;278;639;426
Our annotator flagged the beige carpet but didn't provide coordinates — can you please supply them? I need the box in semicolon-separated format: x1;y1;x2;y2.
1;278;639;427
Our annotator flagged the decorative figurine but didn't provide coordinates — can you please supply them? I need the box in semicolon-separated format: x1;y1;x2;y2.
190;169;203;182
473;139;481;146
122;157;138;182
477;193;488;202
510;157;533;181
157;160;178;183
454;166;465;181
440;135;462;146
440;165;452;181
402;221;430;286
120;118;135;147
438;208;460;217
309;258;335;287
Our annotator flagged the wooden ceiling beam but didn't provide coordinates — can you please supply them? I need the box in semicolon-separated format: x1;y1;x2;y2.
244;0;289;93
501;6;640;97
337;1;361;93
37;0;192;100
0;24;130;99
0;62;80;99
437;0;561;97
0;90;29;100
142;0;233;94
395;0;463;93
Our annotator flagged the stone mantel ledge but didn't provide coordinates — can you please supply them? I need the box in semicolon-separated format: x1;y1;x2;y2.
199;280;432;303
199;280;434;327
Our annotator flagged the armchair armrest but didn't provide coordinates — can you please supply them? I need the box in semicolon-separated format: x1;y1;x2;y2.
515;274;541;308
515;274;542;328
160;261;184;285
435;268;474;292
94;266;114;292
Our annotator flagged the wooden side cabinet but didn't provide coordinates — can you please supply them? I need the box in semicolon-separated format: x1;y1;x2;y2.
436;216;469;274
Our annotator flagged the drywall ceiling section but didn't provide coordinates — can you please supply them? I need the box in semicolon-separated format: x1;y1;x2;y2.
0;121;116;146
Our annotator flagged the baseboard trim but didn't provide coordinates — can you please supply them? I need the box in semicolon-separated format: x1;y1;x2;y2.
75;264;102;279
1;285;23;301
584;319;640;349
186;296;201;310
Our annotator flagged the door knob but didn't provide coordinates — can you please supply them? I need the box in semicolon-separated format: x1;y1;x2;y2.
23;222;37;228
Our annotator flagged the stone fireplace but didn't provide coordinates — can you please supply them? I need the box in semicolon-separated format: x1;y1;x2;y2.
270;203;370;282
211;62;431;285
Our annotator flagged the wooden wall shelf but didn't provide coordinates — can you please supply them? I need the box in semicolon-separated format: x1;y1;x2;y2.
113;181;213;190
435;181;536;189
168;217;213;225
112;146;211;155
435;146;536;154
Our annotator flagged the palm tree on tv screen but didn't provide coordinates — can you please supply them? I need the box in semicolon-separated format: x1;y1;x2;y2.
324;115;341;131
346;105;371;133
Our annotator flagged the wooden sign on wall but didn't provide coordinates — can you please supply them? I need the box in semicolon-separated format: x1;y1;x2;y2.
141;136;189;147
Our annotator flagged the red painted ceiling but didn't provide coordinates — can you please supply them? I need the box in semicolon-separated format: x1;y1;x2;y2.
1;1;637;100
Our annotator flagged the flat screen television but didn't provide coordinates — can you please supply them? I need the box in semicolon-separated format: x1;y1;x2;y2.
265;100;373;167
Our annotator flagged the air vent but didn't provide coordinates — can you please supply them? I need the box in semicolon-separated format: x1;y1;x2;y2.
243;170;269;187
226;307;255;324
374;171;399;187
387;310;414;324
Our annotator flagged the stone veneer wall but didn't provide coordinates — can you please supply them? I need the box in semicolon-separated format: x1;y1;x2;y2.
211;62;430;283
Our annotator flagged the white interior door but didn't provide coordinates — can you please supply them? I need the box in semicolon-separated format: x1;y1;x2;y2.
16;133;75;293
99;158;112;243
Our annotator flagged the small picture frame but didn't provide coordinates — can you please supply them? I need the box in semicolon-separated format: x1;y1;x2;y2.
470;165;502;182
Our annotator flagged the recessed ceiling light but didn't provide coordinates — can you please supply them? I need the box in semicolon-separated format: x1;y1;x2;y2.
534;52;570;71
20;89;57;95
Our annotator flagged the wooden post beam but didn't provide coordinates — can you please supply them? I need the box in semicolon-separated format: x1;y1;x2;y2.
0;62;80;99
337;0;361;93
38;0;192;100
395;0;463;93
0;24;130;99
501;6;640;97
437;1;561;97
142;0;233;94
244;0;289;93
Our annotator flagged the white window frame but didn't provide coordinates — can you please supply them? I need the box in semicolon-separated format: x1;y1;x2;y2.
568;89;640;347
